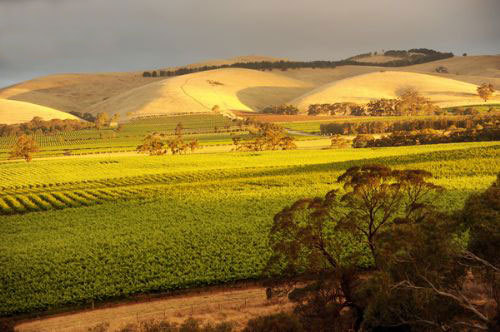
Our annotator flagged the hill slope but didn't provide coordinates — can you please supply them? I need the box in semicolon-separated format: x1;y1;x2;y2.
291;71;500;111
86;68;310;118
1;55;498;120
0;99;79;125
0;73;161;114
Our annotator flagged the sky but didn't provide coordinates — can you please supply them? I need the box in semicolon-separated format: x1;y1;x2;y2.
0;0;499;88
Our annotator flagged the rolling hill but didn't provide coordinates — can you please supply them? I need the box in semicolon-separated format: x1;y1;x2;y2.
86;68;310;118
291;71;500;111
0;55;498;123
0;99;79;125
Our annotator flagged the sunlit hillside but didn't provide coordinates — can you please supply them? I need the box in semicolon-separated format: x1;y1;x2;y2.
291;71;499;111
0;98;78;125
85;68;311;118
0;55;498;123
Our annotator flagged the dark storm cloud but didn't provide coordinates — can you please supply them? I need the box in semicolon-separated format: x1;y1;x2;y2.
1;0;499;87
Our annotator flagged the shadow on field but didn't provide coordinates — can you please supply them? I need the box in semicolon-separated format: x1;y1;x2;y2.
240;145;499;180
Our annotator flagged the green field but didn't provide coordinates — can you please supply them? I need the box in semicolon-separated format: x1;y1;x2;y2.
1;141;499;316
279;115;446;134
0;114;240;159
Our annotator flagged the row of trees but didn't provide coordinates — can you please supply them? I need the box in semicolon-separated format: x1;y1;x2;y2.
307;89;440;117
320;114;500;135
307;85;495;118
0;117;94;137
0;111;124;137
351;127;500;148
136;123;200;156
142;49;454;78
262;105;299;115
264;165;499;331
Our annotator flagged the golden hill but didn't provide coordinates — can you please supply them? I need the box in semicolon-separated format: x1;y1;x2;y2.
86;68;310;118
291;71;500;111
0;99;79;125
0;55;498;122
0;73;161;114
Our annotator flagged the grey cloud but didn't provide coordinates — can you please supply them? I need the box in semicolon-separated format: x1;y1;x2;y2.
0;0;499;88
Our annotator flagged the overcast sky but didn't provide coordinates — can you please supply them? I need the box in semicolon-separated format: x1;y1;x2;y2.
1;0;499;88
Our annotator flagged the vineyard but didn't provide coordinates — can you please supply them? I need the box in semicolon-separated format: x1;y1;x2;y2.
1;141;499;316
0;114;241;159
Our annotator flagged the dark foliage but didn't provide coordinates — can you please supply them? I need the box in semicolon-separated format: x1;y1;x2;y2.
360;127;500;148
142;50;453;78
320;114;500;135
262;105;299;115
243;313;303;332
232;121;296;151
265;166;499;330
0;116;93;137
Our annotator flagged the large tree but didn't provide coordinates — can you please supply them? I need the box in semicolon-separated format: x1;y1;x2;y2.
9;134;39;162
266;166;498;330
266;165;442;330
136;134;165;156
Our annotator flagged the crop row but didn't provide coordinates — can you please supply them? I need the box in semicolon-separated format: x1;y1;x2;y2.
0;187;153;215
0;143;499;315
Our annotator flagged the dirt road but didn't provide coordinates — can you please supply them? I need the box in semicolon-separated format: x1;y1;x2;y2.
15;286;292;332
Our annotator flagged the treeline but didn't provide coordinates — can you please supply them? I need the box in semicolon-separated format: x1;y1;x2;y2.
321;115;500;135
69;111;96;122
262;104;299;115
307;89;439;116
0;117;93;137
142;49;454;78
353;127;500;148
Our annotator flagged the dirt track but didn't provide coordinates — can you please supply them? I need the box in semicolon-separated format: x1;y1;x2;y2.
15;286;292;332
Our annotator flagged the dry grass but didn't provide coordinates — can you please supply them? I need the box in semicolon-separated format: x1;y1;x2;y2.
0;73;162;114
85;68;310;118
1;55;498;123
291;70;500;111
0;98;78;125
15;286;293;332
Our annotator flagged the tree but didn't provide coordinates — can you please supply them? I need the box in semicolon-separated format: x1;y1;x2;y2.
95;112;110;129
477;83;495;102
265;166;500;331
9;134;39;162
188;139;200;152
136;134;165;156
111;113;120;123
175;123;184;136
329;135;350;148
266;165;444;330
232;123;296;151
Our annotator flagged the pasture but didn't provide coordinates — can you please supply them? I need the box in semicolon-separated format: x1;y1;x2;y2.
1;141;499;316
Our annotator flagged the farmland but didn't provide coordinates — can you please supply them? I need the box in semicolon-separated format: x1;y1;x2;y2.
1;141;499;316
0;114;240;159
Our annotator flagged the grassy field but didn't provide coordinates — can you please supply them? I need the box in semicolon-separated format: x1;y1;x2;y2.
0;114;240;159
1;141;499;316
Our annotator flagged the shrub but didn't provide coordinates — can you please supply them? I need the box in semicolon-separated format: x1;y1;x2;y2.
243;313;303;332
